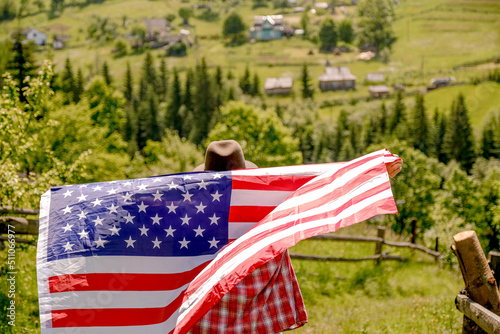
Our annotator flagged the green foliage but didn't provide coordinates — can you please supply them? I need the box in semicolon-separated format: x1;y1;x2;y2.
300;11;309;38
301;63;313;100
178;7;193;26
222;12;246;45
132;130;204;176
480;109;500;159
206;101;302;167
0;62;87;208
123;62;134;103
102;61;112;86
338;19;354;44
442;94;476;171
0;0;16;21
389;90;407;139
357;0;395;52
86;15;118;41
190;58;216;144
318;18;338;51
410;93;430;155
86;76;125;137
166;41;187;57
7;31;37;104
239;65;252;95
166;67;183;136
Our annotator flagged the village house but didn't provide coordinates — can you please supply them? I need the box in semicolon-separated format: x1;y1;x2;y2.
23;28;47;46
368;85;391;98
142;18;171;42
264;77;293;95
365;73;385;84
318;66;357;91
250;15;284;41
430;76;455;88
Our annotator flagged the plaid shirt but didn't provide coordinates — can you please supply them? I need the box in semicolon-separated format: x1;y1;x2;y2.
188;250;307;334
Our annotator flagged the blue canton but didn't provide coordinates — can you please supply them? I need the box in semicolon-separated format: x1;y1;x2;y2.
46;172;231;261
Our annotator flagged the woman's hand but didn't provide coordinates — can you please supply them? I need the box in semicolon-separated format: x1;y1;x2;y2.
386;157;403;179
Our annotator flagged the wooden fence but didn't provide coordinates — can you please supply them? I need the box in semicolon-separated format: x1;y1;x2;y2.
0;207;39;249
290;226;444;263
453;231;500;334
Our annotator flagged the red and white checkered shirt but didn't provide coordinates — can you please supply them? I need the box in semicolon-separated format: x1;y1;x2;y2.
188;250;307;334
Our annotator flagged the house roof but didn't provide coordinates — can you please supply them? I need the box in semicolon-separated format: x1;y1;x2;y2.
142;18;170;32
319;67;357;81
366;73;384;82
368;85;391;93
264;77;293;90
253;15;284;26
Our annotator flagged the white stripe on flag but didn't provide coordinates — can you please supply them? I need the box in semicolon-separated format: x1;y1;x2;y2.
46;284;189;310
42;254;216;275
230;189;294;206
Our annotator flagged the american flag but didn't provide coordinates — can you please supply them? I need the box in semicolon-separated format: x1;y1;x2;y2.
37;149;399;334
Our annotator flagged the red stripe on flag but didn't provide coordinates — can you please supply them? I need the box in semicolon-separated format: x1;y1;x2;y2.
228;206;275;223
52;291;185;328
232;174;315;191
49;261;210;293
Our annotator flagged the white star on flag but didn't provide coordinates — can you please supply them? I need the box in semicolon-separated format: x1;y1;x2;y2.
93;216;104;226
107;188;117;195
151;214;163;225
152;237;162;249
166;202;178;213
125;237;136;248
108;203;119;214
62;206;72;214
63;242;74;252
123;212;135;224
180;214;191;226
91;198;102;207
77;229;89;239
179;237;190;249
193;226;205;237
139;225;149;236
94;237;106;248
209;214;220;225
63;190;73;198
164;226;176;237
195;202;207;213
62;223;73;232
77;193;87;202
77;211;87;220
198;180;208;190
137;201;149;213
109;225;121;236
182;191;194;202
168;181;178;190
92;185;102;191
152;190;163;201
211;191;222;202
138;184;148;191
122;192;133;202
208;237;220;249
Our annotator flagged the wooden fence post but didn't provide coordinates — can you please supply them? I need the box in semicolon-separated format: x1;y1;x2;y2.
374;226;386;264
489;251;500;288
452;230;500;334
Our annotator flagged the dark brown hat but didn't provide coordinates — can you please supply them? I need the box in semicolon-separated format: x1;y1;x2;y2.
194;140;258;171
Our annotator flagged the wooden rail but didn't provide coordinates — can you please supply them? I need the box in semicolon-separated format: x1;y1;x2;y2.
292;226;443;263
455;294;500;334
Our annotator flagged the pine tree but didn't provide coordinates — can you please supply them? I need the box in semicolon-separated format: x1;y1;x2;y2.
333;109;349;161
239;65;252;95
124;62;134;103
410;93;430;155
7;31;37;104
443;94;476;171
102;61;112;86
139;52;157;100
214;65;224;108
301;63;313;100
167;68;183;136
158;58;168;102
61;57;75;104
123;104;139;155
389;90;406;138
73;68;84;104
190;58;215;144
480;111;500;159
251;73;260;97
136;87;161;150
184;68;193;112
432;109;447;163
379;102;387;136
